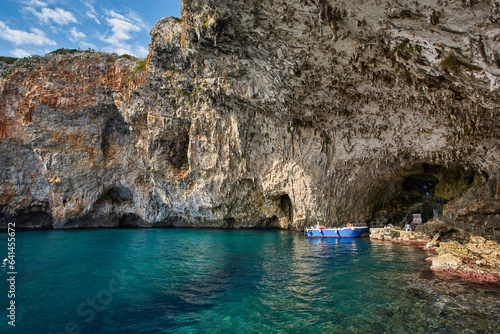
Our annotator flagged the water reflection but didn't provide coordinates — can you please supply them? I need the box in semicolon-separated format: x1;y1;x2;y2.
2;229;498;334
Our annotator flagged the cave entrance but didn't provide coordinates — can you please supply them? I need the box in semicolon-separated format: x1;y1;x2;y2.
371;164;476;227
279;194;293;225
402;174;439;193
119;213;143;228
400;173;441;224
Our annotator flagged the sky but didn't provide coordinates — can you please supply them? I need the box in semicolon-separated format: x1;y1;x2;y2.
0;0;181;58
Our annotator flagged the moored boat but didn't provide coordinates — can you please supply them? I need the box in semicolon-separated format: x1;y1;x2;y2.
305;224;368;238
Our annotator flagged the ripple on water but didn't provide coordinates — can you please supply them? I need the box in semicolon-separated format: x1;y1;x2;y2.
0;229;498;334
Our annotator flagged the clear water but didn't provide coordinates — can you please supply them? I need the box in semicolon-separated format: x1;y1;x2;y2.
0;229;498;334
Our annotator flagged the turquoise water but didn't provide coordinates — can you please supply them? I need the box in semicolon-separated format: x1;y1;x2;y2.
0;229;499;333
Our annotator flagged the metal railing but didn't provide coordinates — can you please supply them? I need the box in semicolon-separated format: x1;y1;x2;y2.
449;220;497;239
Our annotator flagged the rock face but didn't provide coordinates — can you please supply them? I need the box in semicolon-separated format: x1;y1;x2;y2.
370;227;430;243
430;236;500;282
1;0;500;229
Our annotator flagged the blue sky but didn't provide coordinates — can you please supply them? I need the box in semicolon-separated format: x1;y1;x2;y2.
0;0;181;58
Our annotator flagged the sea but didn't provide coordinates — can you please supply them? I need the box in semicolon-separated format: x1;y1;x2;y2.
0;228;498;333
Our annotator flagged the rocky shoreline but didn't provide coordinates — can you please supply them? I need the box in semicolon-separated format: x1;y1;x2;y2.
370;221;500;283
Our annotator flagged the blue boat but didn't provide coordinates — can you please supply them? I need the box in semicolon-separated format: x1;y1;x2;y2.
305;224;368;238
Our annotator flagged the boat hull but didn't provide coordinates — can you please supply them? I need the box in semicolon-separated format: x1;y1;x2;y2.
305;227;368;238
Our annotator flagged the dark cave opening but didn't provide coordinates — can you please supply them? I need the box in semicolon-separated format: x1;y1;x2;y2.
280;194;293;225
224;217;236;228
402;174;439;194
256;194;294;229
371;164;477;227
100;186;134;204
101;112;131;158
161;120;191;170
80;186;140;228
118;213;144;228
255;215;279;229
0;205;53;230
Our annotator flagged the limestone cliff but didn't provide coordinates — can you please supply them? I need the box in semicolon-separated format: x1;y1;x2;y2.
1;0;500;230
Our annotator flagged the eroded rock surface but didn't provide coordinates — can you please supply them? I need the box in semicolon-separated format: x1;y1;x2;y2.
370;227;431;243
1;0;500;229
430;236;500;282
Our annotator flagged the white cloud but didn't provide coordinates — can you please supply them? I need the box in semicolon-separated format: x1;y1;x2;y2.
22;0;48;7
80;41;97;50
104;45;148;58
67;27;86;43
85;2;100;24
135;46;148;58
99;9;147;57
105;17;141;43
102;44;148;58
0;21;56;46
86;12;100;24
11;48;33;58
26;7;78;25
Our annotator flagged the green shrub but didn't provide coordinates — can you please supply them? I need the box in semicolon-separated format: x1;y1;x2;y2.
110;54;139;62
0;54;41;78
118;54;135;60
132;59;147;76
49;48;80;55
191;82;200;96
439;53;481;72
0;68;13;78
397;38;410;50
439;54;459;70
0;56;17;64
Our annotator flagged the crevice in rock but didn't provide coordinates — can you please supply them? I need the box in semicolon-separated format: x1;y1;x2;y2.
150;119;191;173
101;110;131;158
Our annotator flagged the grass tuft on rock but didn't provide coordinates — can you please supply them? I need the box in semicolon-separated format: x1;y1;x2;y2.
439;54;482;72
132;59;147;76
